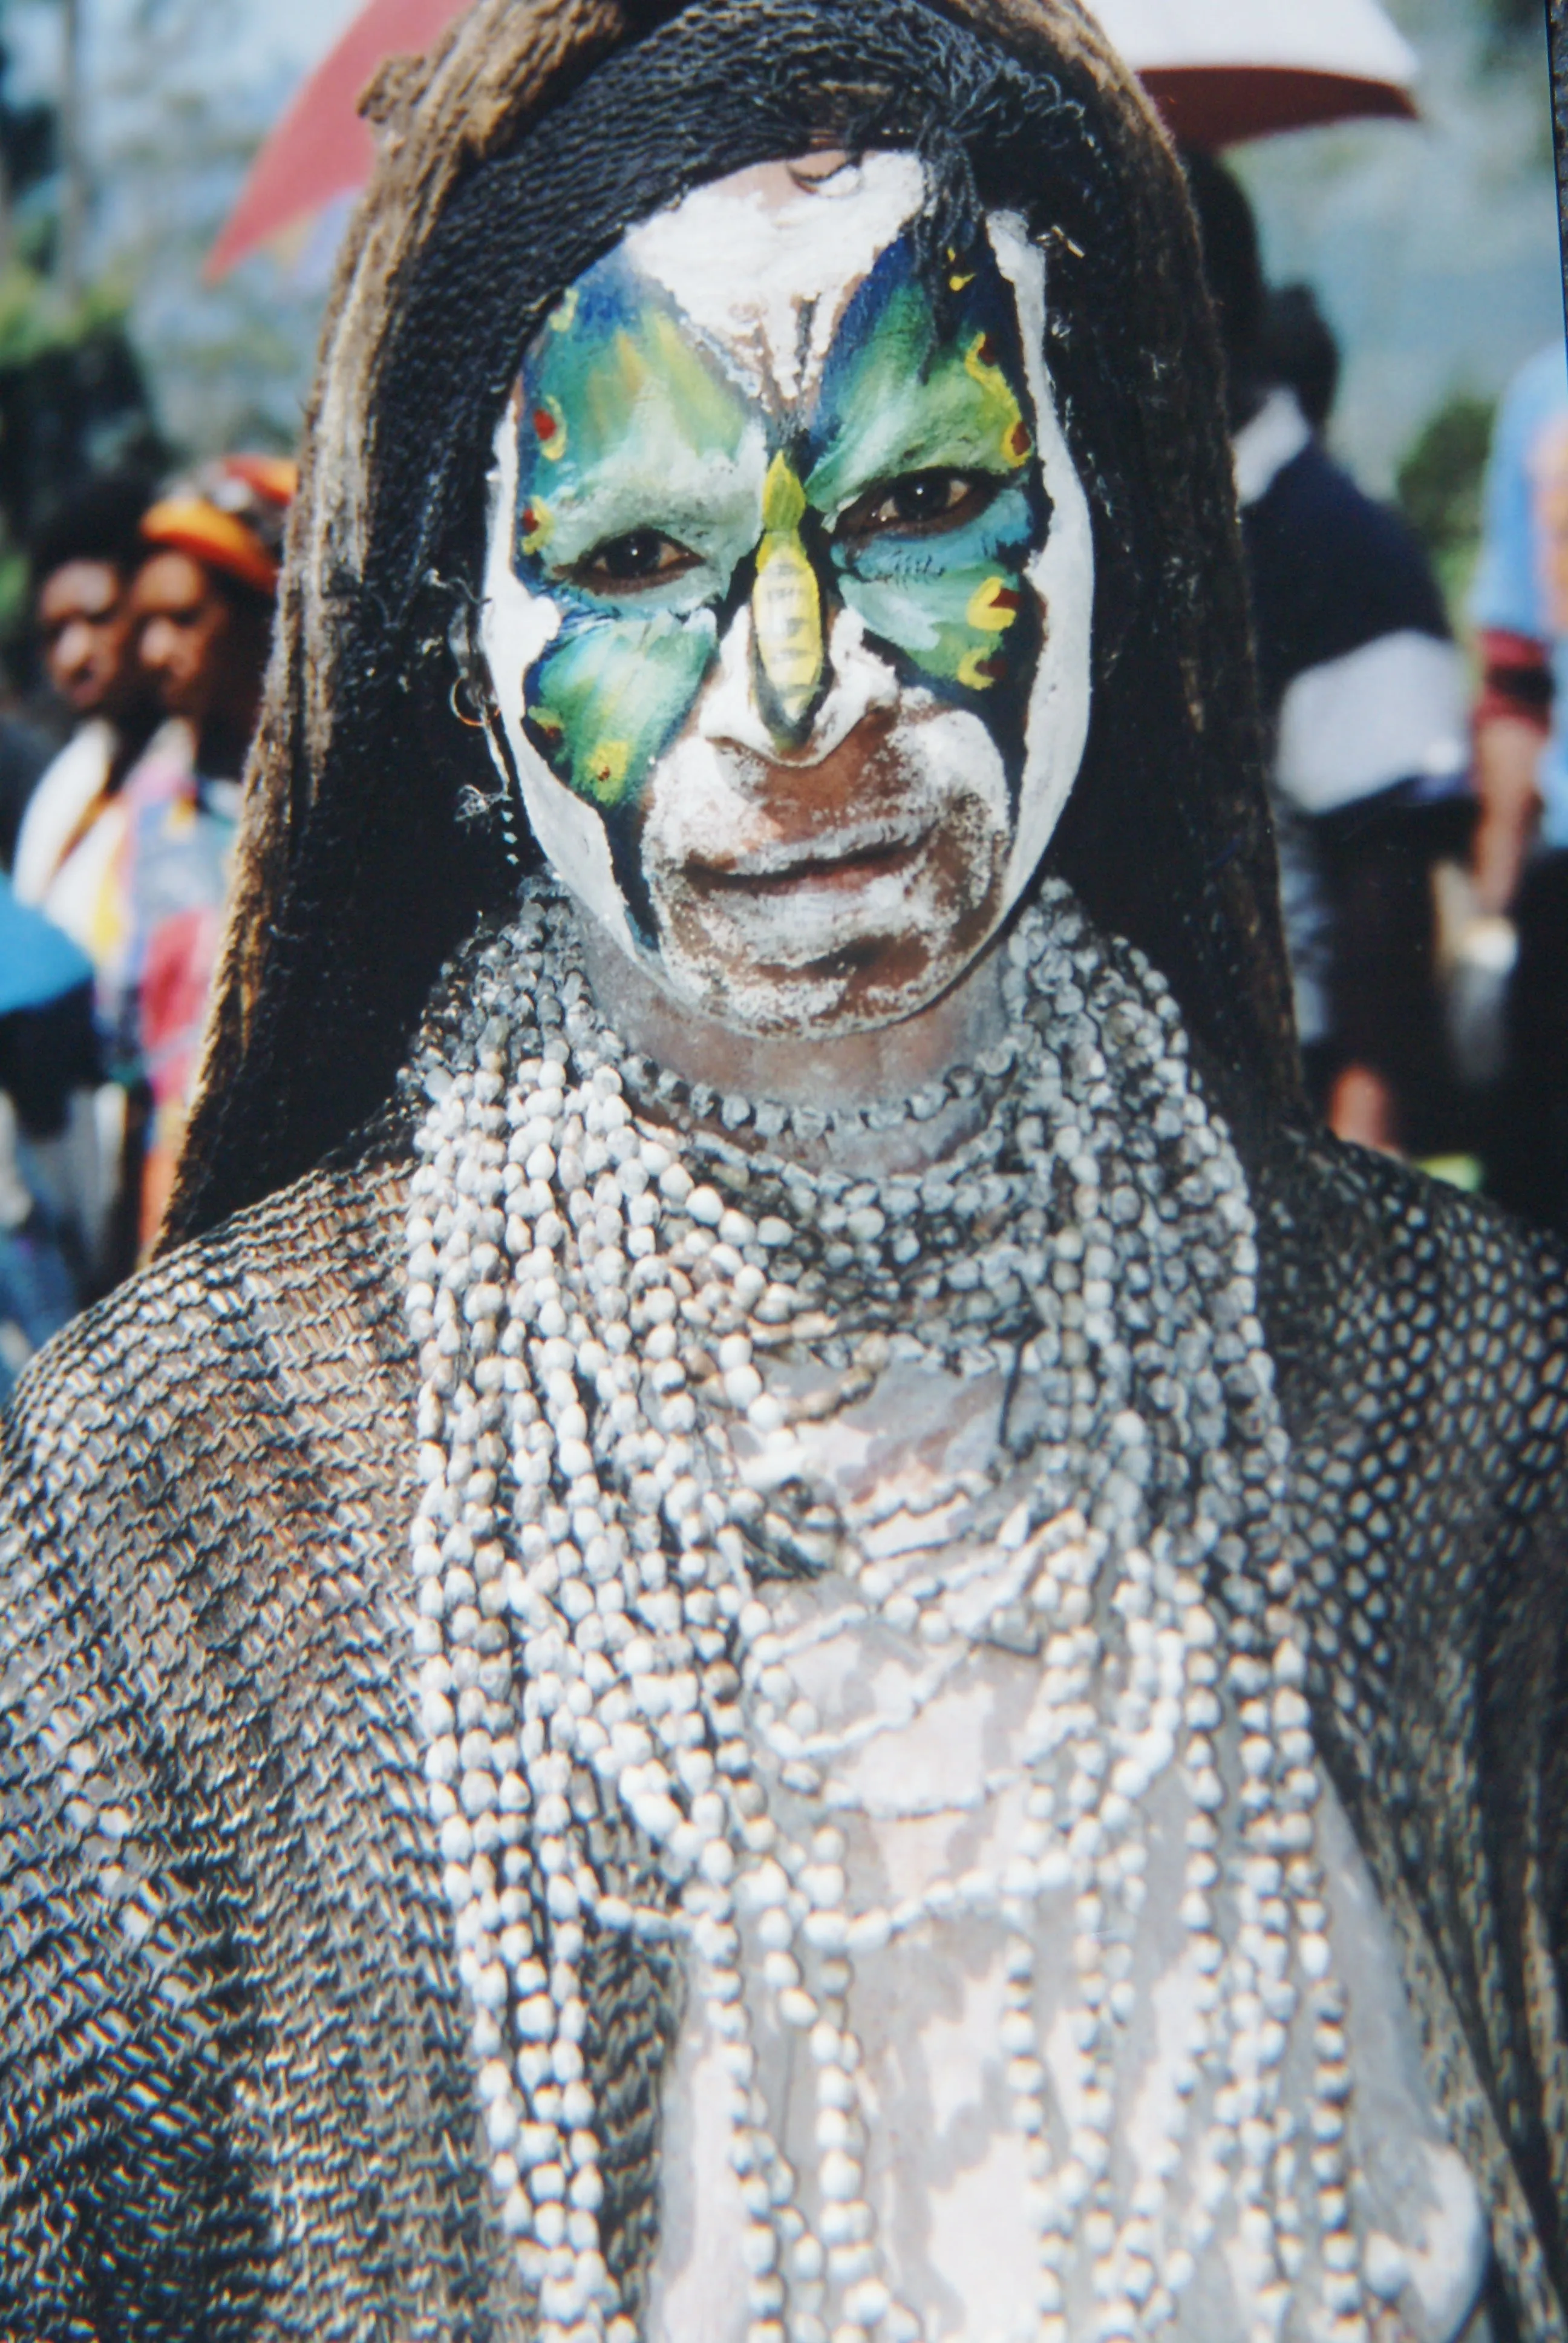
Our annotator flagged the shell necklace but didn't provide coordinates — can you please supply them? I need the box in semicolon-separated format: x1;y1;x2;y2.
401;877;1383;2343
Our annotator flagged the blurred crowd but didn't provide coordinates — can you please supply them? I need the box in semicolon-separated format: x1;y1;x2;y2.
0;453;291;1389
0;154;1564;1385
1191;156;1568;1226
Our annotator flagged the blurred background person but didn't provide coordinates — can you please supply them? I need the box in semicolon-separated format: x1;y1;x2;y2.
120;453;293;1245
1259;282;1342;441
13;475;159;948
11;476;160;1286
1186;152;1473;1161
1464;339;1568;1236
11;455;290;1274
132;454;290;791
0;707;55;883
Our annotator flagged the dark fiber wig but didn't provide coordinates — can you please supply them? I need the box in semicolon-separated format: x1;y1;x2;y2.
168;0;1299;1246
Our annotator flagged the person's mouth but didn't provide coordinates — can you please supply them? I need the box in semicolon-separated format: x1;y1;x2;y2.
685;822;932;899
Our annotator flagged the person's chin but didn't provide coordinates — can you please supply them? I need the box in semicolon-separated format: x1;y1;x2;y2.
658;902;995;1037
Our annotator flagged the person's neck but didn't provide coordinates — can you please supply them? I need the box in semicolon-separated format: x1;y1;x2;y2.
103;701;160;793
577;909;1010;1176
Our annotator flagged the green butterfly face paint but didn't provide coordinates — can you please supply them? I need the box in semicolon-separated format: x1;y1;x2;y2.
480;152;1094;1037
808;243;1044;702
512;264;765;808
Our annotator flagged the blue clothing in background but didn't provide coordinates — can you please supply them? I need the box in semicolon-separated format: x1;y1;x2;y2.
1471;339;1568;847
0;870;93;1021
0;1222;76;1398
0;874;99;1386
1236;388;1469;1113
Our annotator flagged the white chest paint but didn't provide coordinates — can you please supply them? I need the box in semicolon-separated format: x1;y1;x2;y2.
645;1363;1490;2343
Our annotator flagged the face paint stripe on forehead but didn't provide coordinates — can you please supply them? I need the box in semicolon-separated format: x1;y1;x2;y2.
624;151;930;411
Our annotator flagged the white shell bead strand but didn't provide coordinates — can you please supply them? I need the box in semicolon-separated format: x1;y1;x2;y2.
401;879;1381;2343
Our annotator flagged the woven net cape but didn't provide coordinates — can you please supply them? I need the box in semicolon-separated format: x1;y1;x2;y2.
2;957;1568;2339
0;0;1563;2335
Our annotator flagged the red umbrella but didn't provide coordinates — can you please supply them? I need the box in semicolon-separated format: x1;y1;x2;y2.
1097;0;1418;149
208;0;1418;279
205;0;466;280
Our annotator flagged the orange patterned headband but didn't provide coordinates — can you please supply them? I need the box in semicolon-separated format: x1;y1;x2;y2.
139;498;281;597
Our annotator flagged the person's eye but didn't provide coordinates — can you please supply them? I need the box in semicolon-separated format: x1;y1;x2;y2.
570;529;701;593
835;470;1001;547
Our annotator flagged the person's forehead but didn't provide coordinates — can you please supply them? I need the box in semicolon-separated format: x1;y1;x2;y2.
131;549;217;617
621;151;927;401
528;151;932;410
39;559;123;624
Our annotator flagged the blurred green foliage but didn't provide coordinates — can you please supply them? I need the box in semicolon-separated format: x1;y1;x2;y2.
1478;0;1547;45
0;258;123;368
1396;388;1499;618
0;261;103;642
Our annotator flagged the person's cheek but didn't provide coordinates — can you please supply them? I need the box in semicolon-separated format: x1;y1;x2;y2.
832;484;1039;699
838;559;1027;694
526;610;717;810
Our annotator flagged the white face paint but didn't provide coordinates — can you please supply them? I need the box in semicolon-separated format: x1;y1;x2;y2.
479;150;1094;1038
624;151;928;408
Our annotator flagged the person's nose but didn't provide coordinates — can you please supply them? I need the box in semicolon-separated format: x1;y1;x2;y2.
701;462;898;772
54;618;97;683
139;618;175;678
749;455;826;752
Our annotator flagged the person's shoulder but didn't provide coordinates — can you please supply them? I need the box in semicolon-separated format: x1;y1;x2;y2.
1275;442;1438;589
1250;441;1450;681
1501;339;1568;431
11;720;114;885
1480;342;1568;505
0;1154;414;1540
0;713;54;795
30;717;116;810
1316;1134;1563;1292
1271;1135;1568;1468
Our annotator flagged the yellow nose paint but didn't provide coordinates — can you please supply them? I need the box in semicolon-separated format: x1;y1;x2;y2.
751;453;823;741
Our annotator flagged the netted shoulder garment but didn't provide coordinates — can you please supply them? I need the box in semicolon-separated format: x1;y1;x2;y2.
0;1136;1566;2339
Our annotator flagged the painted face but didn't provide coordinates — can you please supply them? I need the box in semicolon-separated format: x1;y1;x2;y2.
481;152;1094;1035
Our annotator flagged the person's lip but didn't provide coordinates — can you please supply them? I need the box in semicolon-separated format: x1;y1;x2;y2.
685;824;933;898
